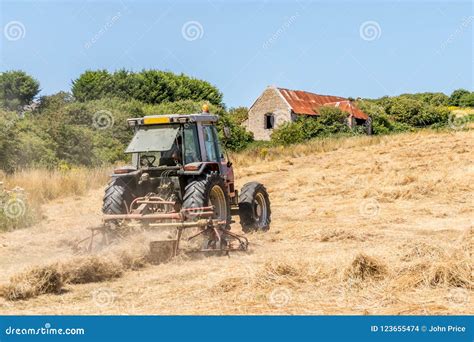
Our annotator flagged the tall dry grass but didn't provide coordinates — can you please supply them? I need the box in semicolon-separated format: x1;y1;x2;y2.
1;167;111;206
0;167;111;231
230;134;385;167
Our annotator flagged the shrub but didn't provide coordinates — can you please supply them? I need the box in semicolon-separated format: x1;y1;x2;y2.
271;107;353;145
356;100;399;135
397;92;449;106
317;106;350;133
383;97;448;127
271;121;306;145
217;114;254;151
449;89;470;106
427;93;450;106
459;92;474;107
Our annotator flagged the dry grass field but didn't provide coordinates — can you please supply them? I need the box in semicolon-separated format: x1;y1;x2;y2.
0;130;472;315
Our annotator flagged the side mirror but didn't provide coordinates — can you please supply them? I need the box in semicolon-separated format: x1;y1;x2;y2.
223;126;231;139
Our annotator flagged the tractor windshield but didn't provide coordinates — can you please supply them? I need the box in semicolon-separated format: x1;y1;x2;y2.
125;125;180;153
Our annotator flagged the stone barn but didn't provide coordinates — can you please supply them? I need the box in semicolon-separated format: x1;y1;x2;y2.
244;86;371;140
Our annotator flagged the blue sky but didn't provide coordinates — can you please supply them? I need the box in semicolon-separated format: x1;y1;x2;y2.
0;0;472;108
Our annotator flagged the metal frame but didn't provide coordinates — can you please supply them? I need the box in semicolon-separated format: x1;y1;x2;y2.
77;194;248;256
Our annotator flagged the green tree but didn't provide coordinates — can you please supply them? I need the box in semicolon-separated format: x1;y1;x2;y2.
143;99;225;116
449;89;470;106
459;92;474;107
38;91;74;112
71;70;113;102
0;110;21;172
427;93;449;106
227;107;249;124
72;70;223;106
0;70;40;111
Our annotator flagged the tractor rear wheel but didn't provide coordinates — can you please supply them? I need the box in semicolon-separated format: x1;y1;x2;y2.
182;172;231;228
102;178;133;215
238;182;271;233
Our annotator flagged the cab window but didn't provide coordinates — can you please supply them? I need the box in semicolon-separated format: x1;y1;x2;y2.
211;126;223;160
203;125;220;162
183;124;201;164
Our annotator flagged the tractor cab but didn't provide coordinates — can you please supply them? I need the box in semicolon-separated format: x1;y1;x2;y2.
125;114;225;174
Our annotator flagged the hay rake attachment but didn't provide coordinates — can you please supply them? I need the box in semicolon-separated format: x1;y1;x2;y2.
76;194;248;261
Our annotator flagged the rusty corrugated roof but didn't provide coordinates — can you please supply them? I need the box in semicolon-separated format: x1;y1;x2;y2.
277;87;368;120
324;101;369;120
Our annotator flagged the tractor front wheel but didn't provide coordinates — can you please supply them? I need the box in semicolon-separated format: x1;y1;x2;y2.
238;182;271;233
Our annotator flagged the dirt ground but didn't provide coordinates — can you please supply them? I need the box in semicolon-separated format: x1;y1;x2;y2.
0;130;472;314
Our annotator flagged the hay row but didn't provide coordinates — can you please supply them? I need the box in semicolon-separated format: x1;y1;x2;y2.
212;248;472;300
0;247;148;301
1;241;471;302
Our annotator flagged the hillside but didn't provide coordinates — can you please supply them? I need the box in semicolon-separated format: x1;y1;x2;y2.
0;130;472;314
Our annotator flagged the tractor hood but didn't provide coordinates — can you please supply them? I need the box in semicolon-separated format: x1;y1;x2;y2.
125;125;180;153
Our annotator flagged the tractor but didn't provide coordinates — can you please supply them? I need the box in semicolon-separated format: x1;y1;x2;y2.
84;107;271;257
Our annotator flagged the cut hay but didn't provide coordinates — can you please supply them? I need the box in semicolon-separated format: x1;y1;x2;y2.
399;242;446;262
210;277;248;294
319;229;361;242
109;240;150;271
1;265;62;301
117;250;148;270
459;227;473;253
60;256;123;284
255;260;312;288
394;250;472;289
345;253;388;282
0;239;153;301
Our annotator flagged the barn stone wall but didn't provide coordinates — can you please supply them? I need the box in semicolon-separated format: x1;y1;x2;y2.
246;87;292;141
